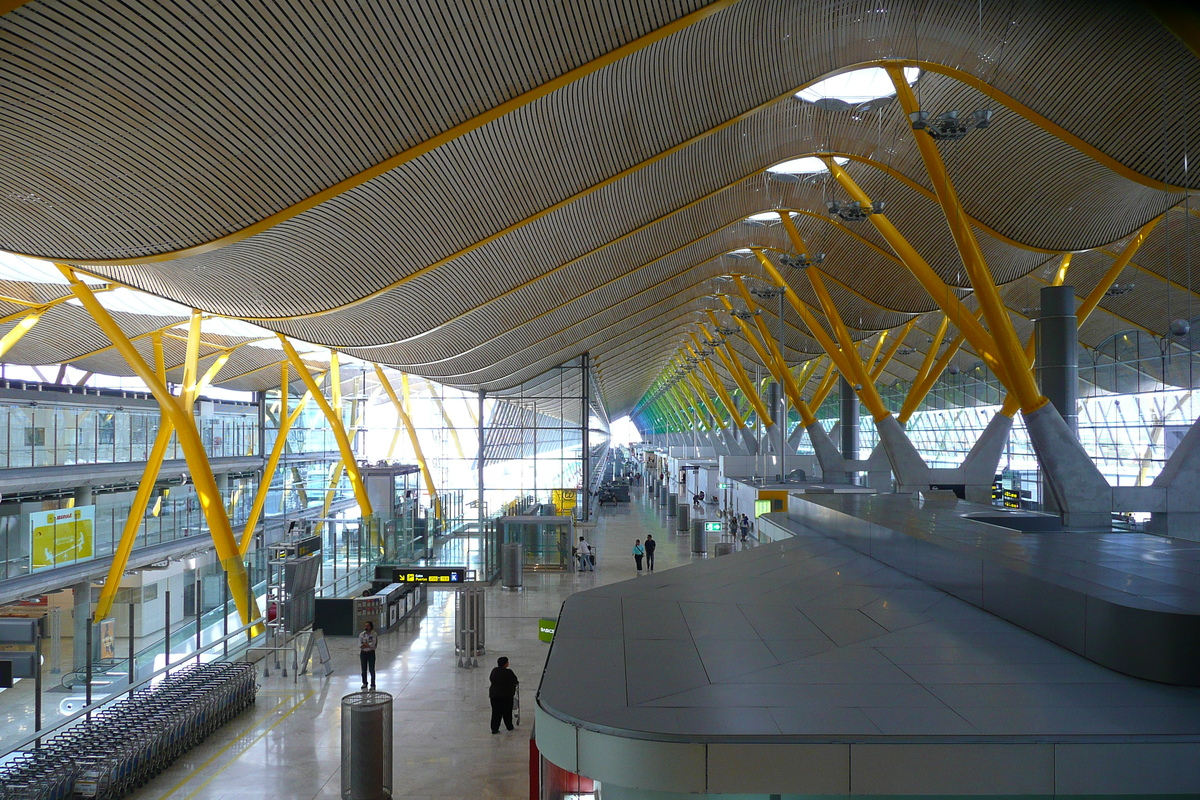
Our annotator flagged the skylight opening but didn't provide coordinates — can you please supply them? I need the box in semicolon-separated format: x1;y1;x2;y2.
0;252;105;285
67;287;192;317
795;67;920;107
178;317;271;339
745;212;784;223
766;156;848;176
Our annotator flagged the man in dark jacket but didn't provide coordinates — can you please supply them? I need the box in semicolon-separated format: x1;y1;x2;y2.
489;656;519;733
644;534;656;572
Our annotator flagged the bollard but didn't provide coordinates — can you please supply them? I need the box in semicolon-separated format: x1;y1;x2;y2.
667;493;677;516
341;691;393;800
677;502;690;532
691;518;707;554
500;542;523;590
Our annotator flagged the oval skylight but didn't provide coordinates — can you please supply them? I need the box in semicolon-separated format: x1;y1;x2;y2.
745;212;784;223
67;287;192;317
0;252;106;285
182;317;272;339
795;67;920;107
767;156;848;176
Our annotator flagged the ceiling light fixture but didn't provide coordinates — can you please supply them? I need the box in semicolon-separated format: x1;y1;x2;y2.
827;199;885;222
908;109;993;141
1105;283;1135;297
779;252;825;269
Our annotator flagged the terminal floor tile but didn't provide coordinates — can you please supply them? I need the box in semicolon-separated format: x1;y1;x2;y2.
117;488;720;800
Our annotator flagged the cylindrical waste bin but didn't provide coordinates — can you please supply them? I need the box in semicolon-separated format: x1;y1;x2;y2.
690;518;706;554
667;493;677;516
677;502;690;532
342;691;393;800
501;542;523;589
658;486;667;506
713;542;734;557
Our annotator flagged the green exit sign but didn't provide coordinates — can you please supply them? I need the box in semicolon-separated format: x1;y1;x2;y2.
718;482;731;489
704;521;723;532
538;618;557;643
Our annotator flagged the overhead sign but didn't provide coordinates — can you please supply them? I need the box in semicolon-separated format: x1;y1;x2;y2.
704;521;723;532
754;499;772;517
394;567;466;584
30;505;94;571
538;618;557;643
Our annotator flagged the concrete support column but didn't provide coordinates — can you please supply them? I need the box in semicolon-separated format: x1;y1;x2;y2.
72;580;92;670
839;377;859;482
73;486;93;507
764;383;780;455
806;422;847;483
1036;286;1079;437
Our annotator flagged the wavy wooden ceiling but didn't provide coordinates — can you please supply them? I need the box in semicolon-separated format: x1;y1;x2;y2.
0;0;1197;414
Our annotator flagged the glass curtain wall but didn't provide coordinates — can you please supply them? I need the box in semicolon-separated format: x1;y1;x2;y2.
784;322;1200;501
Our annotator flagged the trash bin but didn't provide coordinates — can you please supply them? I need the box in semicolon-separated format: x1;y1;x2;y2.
691;518;706;554
341;691;393;800
713;542;734;557
658;485;667;506
667;493;677;516
677;502;690;532
501;542;523;590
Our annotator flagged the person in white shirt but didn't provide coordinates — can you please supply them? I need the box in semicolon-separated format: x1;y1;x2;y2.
358;621;378;689
577;536;593;571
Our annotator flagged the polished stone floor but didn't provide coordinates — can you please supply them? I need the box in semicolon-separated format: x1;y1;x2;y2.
123;488;726;800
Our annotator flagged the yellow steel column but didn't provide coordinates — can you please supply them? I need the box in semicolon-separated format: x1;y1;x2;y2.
688;334;749;430
97;324;238;617
1078;220;1161;323
377;366;444;522
684;362;727;429
871;319;917;382
0;308;45;359
95;337;176;620
315;351;348;535
994;231;1150;419
702;315;775;425
670;381;709;431
61;268;262;629
277;336;373;518
909;317;951;399
793;356;823;396
429;392;466;460
888;67;1042;412
719;291;813;425
824;159;1011;390
241;369;319;554
811;361;840;409
754;243;887;421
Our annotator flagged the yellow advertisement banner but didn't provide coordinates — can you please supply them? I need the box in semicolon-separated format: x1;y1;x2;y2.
30;505;95;571
551;489;578;512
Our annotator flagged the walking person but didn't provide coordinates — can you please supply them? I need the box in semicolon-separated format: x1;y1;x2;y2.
489;657;519;733
358;620;378;689
577;536;593;571
739;514;750;542
644;534;656;572
632;539;645;572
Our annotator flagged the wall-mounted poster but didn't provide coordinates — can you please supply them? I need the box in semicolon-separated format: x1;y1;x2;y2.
30;505;95;571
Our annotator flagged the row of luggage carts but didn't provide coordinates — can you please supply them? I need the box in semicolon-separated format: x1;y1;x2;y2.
0;662;258;800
